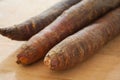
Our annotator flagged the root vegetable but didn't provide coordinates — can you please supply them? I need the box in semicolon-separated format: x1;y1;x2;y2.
0;0;81;40
16;0;120;65
44;8;120;71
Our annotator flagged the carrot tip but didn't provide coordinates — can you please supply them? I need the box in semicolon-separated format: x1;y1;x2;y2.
0;28;7;35
44;55;60;70
44;57;51;67
16;60;21;64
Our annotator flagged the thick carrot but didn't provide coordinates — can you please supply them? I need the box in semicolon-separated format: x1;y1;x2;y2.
16;0;120;65
44;7;120;71
0;0;81;41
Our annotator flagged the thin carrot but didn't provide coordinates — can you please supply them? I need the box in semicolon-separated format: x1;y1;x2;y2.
44;7;120;71
16;0;120;65
0;0;81;40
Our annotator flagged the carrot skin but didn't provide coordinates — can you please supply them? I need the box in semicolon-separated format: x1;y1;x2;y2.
0;0;81;40
44;8;120;71
16;0;120;65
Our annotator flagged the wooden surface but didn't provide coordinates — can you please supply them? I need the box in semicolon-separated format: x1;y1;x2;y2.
0;0;120;80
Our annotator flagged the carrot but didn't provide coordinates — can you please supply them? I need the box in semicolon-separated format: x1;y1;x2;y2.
16;0;120;65
44;7;120;71
0;0;81;41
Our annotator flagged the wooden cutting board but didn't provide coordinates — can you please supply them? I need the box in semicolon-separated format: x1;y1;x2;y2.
0;0;120;80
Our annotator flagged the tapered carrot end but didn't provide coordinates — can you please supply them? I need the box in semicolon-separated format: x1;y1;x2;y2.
0;27;30;41
16;53;31;65
0;27;22;40
0;28;7;36
0;27;13;39
44;56;51;68
16;60;21;64
44;55;59;70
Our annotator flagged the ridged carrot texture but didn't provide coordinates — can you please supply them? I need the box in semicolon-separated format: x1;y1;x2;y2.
0;0;81;41
16;0;120;65
44;7;120;71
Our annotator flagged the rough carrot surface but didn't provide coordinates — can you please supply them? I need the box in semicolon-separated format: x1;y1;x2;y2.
44;8;120;71
16;0;120;65
0;0;80;41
